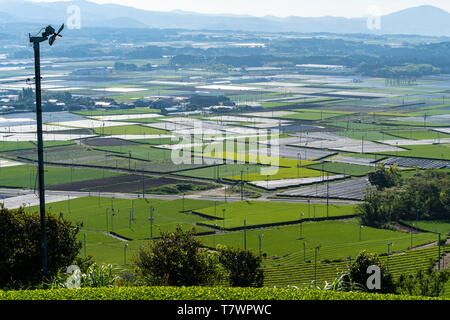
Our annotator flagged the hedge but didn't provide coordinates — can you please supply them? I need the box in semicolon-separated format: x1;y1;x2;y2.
0;287;442;300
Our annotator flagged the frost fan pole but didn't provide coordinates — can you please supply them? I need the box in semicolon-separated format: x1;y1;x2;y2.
29;24;64;279
30;36;48;279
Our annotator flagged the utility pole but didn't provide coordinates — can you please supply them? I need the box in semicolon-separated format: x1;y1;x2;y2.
142;173;145;198
326;173;329;218
299;212;304;238
438;233;441;270
244;219;247;250
387;242;393;272
303;242;306;262
222;208;226;229
259;234;263;255
106;208;109;233
83;233;87;258
29;24;64;279
314;246;320;285
149;206;154;239
308;199;310;219
111;211;115;233
129;152;131;170
240;170;244;200
182;193;185;211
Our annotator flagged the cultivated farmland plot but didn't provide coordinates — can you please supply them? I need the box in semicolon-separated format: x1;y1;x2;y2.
289;131;349;141
263;245;442;288
381;157;449;169
47;174;208;194
380;138;450;146
434;128;450;134
0;158;23;167
243;111;298;118
0;124;70;133
207;115;292;126
280;178;372;200
83;138;142;147
249;174;347;190
88;114;163;121
247;146;334;161
0;132;96;142
25;197;216;241
201;220;437;261
174;163;265;180
16;145;208;174
384;129;450;140
106;134;174;141
389;114;450;124
1;193;81;210
307;161;376;177
144;122;199;132
194;201;357;230
290;138;404;153
378;143;450;160
0;111;85;124
57;119;139;129
327;155;379;166
0;164;123;189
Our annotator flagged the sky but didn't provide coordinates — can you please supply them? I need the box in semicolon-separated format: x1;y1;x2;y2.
30;0;450;18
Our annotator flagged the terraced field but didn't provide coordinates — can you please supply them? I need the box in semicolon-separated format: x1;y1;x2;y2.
28;196;215;240
263;246;446;288
193;201;357;230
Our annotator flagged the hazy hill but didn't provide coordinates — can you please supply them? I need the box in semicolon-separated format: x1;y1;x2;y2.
0;0;448;36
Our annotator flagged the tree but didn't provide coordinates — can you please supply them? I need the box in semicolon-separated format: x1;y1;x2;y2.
357;188;390;228
341;250;396;294
368;164;401;191
217;246;264;287
396;259;450;297
0;205;81;288
134;226;221;286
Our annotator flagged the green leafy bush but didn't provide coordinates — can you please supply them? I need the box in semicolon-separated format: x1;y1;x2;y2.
0;206;81;289
134;226;222;286
340;250;396;294
397;260;450;297
217;246;264;287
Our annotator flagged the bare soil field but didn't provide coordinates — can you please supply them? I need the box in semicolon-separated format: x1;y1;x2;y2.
82;138;141;147
47;174;198;193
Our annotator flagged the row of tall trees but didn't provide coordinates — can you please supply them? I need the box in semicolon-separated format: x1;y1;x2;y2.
360;166;449;228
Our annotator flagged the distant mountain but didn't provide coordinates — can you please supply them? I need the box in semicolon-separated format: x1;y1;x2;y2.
0;0;449;36
379;5;450;36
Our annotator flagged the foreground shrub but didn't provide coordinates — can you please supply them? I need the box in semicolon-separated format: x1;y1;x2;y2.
396;259;450;297
217;246;264;287
0;206;81;289
339;250;397;294
134;226;222;286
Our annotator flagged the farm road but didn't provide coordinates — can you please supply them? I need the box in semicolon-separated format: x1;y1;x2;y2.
0;188;359;208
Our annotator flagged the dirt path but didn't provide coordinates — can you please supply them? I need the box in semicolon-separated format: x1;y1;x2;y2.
392;222;423;234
